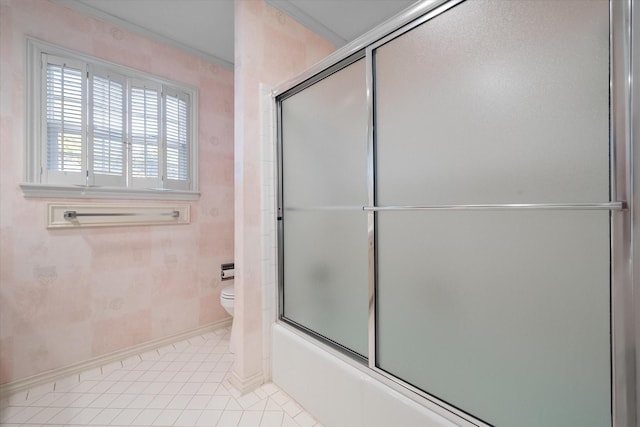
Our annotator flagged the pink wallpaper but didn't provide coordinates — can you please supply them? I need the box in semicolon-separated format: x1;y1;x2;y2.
232;0;334;384
0;0;234;384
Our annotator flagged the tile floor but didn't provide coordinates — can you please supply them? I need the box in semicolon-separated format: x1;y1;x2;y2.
0;327;322;427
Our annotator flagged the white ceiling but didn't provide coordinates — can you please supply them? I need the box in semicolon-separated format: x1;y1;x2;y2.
56;0;416;68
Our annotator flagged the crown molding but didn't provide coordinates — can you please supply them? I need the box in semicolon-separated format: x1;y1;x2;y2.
265;0;347;48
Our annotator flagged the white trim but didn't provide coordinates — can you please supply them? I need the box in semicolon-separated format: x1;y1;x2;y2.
20;183;199;200
229;370;265;394
25;38;199;199
0;319;232;399
264;0;347;47
53;0;234;69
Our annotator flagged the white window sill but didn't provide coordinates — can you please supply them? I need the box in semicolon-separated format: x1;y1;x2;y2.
20;183;200;201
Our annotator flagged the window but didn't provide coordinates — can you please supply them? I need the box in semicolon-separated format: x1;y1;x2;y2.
24;39;198;199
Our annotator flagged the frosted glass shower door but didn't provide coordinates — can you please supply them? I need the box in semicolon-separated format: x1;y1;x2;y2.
374;1;611;426
280;59;368;357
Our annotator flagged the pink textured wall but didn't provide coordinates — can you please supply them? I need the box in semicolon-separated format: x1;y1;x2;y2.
232;0;334;385
0;0;234;384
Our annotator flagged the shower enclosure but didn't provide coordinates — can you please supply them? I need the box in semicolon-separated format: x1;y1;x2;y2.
276;0;636;426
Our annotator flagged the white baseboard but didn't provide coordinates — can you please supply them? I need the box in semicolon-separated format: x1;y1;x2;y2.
228;370;264;394
0;318;232;399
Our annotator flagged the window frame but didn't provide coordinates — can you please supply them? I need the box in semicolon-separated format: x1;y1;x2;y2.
23;38;200;200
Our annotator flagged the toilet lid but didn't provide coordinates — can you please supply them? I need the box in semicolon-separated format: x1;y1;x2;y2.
221;285;234;298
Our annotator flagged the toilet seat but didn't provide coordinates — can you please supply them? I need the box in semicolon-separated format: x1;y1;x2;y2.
221;285;234;299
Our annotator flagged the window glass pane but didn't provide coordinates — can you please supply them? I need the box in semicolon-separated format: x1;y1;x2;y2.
46;63;83;173
165;94;188;181
92;75;124;176
131;86;159;179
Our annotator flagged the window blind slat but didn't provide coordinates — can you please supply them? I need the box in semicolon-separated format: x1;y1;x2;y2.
131;86;160;180
165;94;188;182
92;74;124;177
46;62;83;174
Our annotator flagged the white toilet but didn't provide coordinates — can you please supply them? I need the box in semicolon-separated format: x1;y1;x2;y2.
220;285;236;353
220;285;235;316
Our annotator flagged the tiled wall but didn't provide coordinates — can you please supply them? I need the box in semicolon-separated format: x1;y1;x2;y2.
0;0;234;385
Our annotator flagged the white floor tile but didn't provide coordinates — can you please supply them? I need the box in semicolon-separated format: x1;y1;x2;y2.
264;398;283;411
89;381;117;394
87;393;118;408
2;328;322;427
270;390;290;406
106;380;134;393
224;397;243;411
248;399;267;411
23;406;63;424
294;410;317;427
28;392;63;407
109;408;142;426
146;394;173;409
89;408;122;425
282;400;302;417
207;395;230;410
137;370;160;382
69;380;100;392
259;411;284;427
238;410;263;427
107;393;137;408
101;362;123;376
121;355;141;367
27;382;55;399
143;381;169;394
198;382;220;395
215;410;243;427
180;382;203;395
4;405;43;423
173;409;203;426
159;381;186;395
282;413;300;427
68;393;100;407
172;371;193;382
54;374;80;391
5;391;28;406
166;394;192;409
0;406;25;422
151;408;182;425
48;408;83;425
187;394;212;410
237;392;261;409
122;381;149;394
196;409;223;427
79;367;103;382
68;407;103;424
127;394;155;409
130;408;162;425
140;349;161;361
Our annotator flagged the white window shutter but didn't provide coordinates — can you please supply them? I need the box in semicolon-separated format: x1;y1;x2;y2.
43;54;86;185
89;67;126;187
163;89;190;191
129;80;162;189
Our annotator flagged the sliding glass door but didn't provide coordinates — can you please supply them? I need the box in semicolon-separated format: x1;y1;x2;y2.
277;0;633;425
373;1;611;425
280;58;369;357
